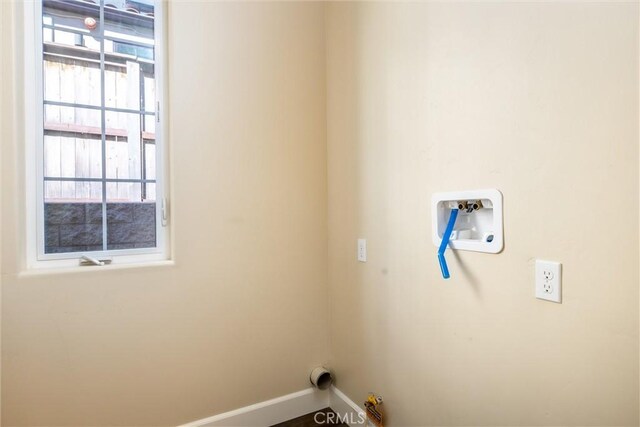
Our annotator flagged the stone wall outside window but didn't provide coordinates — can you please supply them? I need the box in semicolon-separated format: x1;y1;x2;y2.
44;202;156;254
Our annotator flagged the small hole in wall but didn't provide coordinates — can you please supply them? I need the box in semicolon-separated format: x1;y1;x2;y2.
486;234;494;243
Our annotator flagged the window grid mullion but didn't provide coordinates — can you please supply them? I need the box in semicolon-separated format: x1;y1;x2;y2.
43;177;156;183
99;0;108;251
140;69;146;201
41;23;156;49
43;99;156;116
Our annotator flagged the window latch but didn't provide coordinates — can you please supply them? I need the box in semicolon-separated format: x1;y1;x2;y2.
79;255;112;266
161;198;169;226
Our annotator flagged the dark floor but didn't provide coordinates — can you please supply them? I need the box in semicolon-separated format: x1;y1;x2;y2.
271;408;348;427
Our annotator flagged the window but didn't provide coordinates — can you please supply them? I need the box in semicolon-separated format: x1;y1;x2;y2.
28;0;168;267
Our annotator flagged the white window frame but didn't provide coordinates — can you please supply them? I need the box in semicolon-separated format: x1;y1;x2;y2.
24;0;170;269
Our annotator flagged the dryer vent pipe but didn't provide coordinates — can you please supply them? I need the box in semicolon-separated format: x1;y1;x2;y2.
310;367;333;390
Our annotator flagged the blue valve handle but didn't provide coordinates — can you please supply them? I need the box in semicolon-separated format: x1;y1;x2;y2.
437;208;459;279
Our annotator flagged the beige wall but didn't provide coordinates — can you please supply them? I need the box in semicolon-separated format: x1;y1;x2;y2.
326;2;639;426
2;1;639;426
1;1;328;425
0;1;8;424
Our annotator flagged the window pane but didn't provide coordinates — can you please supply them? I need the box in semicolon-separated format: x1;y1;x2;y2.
43;15;53;42
104;62;154;111
43;1;100;29
44;135;103;180
43;106;103;180
104;181;155;203
43;0;102;107
45;179;102;202
44;56;102;107
106;199;156;250
44;198;104;254
145;183;156;201
103;1;155;111
44;104;102;132
144;114;156;135
105;111;154;181
144;141;156;180
144;74;156;112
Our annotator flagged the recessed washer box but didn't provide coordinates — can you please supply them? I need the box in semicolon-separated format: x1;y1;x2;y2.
431;189;504;254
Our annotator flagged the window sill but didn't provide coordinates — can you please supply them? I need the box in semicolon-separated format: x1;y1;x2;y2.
17;259;175;278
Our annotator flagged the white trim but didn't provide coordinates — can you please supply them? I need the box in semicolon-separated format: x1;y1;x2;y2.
329;387;368;427
153;0;171;260
178;387;369;427
24;0;39;270
178;388;329;427
24;0;171;269
17;259;175;278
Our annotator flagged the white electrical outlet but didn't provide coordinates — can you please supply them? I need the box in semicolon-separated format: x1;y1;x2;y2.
535;260;562;303
357;238;367;262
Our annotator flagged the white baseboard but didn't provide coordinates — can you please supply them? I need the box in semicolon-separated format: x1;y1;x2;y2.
178;388;329;427
178;386;365;427
329;386;367;427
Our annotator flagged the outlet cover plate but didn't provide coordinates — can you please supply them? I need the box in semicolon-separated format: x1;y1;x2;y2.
535;260;562;303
